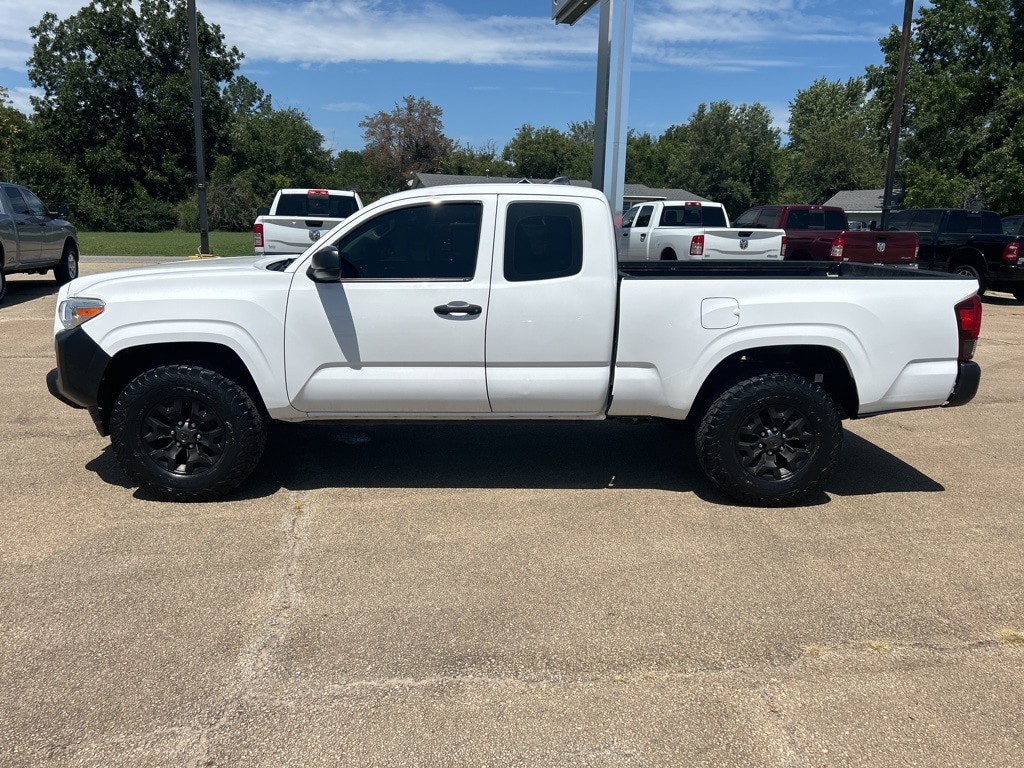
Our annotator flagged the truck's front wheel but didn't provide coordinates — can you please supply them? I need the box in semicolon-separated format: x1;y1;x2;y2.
110;365;267;502
695;372;841;506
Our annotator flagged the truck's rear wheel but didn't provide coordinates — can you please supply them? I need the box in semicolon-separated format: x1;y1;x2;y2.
660;248;677;261
0;257;6;304
110;365;267;502
695;372;842;506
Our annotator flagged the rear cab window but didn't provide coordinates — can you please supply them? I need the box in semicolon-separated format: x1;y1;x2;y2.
276;191;360;218
503;202;583;282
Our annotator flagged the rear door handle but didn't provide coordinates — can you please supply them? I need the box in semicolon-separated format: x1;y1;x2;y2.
434;301;482;317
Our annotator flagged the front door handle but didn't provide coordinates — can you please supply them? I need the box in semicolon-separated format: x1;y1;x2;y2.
434;301;482;317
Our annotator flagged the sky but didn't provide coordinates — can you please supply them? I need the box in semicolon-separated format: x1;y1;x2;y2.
0;0;919;155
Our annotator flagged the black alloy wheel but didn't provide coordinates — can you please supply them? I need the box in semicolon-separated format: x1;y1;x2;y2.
110;365;266;501
696;371;842;507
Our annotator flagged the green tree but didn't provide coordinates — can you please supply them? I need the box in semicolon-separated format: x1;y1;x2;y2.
783;77;884;203
0;87;29;180
501;123;591;180
662;102;781;216
866;0;1024;212
360;95;454;194
27;0;241;229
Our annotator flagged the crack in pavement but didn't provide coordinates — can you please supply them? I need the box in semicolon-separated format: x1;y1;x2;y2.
187;491;311;767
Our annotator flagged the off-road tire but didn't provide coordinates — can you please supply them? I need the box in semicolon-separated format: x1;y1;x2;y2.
110;365;267;502
54;240;79;285
695;371;842;507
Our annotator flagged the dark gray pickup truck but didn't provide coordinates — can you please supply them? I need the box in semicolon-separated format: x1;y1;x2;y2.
0;182;79;304
887;208;1023;300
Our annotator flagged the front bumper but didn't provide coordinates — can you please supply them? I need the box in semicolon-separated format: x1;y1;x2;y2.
50;326;111;410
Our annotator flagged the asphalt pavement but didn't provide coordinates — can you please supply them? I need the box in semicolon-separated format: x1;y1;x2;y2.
1;258;1022;767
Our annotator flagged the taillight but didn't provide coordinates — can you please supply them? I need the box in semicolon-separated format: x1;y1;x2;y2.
829;234;845;261
780;235;787;259
955;294;983;361
1003;240;1020;264
690;234;704;256
253;222;264;249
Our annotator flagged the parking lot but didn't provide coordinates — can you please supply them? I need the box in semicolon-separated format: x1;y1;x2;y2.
2;258;1023;767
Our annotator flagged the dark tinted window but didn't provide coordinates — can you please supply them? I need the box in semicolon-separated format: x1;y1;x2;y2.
752;207;781;228
334;202;481;280
1003;216;1024;236
621;206;639;228
276;192;359;218
4;186;30;215
504;202;583;282
824;209;847;229
886;211;914;230
635;205;654;228
659;204;729;227
733;208;759;227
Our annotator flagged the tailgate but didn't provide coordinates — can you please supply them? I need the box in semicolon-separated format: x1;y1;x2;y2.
841;231;918;264
703;228;785;259
260;216;344;254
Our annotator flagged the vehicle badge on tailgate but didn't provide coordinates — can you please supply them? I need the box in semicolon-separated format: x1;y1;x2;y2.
740;239;749;249
309;229;322;242
877;241;886;252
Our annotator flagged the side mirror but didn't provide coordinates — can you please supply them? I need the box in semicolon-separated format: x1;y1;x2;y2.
50;204;70;219
307;246;342;282
257;206;270;217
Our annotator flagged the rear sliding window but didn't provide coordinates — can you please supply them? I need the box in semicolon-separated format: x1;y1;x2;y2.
504;202;583;282
784;209;847;230
944;210;1002;234
275;193;360;218
659;205;727;227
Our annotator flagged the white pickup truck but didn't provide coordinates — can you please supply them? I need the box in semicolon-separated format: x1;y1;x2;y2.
50;184;981;507
619;200;786;261
253;188;362;256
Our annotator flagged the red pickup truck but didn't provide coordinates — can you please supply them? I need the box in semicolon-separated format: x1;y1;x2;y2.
734;205;919;265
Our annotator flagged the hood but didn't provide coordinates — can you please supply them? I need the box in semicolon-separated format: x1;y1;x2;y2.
65;255;285;297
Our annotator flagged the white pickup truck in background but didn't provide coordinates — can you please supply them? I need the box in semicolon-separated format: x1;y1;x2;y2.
620;200;786;261
51;185;981;507
253;188;363;256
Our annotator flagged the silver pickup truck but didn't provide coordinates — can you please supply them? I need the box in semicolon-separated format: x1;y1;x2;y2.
0;182;79;304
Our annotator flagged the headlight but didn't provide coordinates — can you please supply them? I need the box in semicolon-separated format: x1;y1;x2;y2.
58;297;105;329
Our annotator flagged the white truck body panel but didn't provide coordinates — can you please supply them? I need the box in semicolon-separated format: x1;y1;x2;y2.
610;276;972;419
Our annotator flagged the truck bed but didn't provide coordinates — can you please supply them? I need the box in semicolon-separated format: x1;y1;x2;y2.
617;260;949;280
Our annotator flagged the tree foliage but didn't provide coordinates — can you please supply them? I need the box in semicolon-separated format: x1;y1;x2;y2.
660;102;781;216
25;0;241;229
867;0;1024;212
359;95;454;195
783;77;884;203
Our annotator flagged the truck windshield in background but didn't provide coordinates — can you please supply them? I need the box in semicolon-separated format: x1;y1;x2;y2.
275;191;361;219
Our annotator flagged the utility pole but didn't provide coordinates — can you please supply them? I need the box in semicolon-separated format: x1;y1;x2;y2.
188;0;211;255
881;0;914;231
553;0;633;222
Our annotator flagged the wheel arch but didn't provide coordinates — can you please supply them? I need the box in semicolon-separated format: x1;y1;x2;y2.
946;247;987;275
688;344;858;424
97;342;268;433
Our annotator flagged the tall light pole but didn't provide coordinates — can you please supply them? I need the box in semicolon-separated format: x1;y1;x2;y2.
553;0;633;221
187;0;211;254
881;0;914;231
